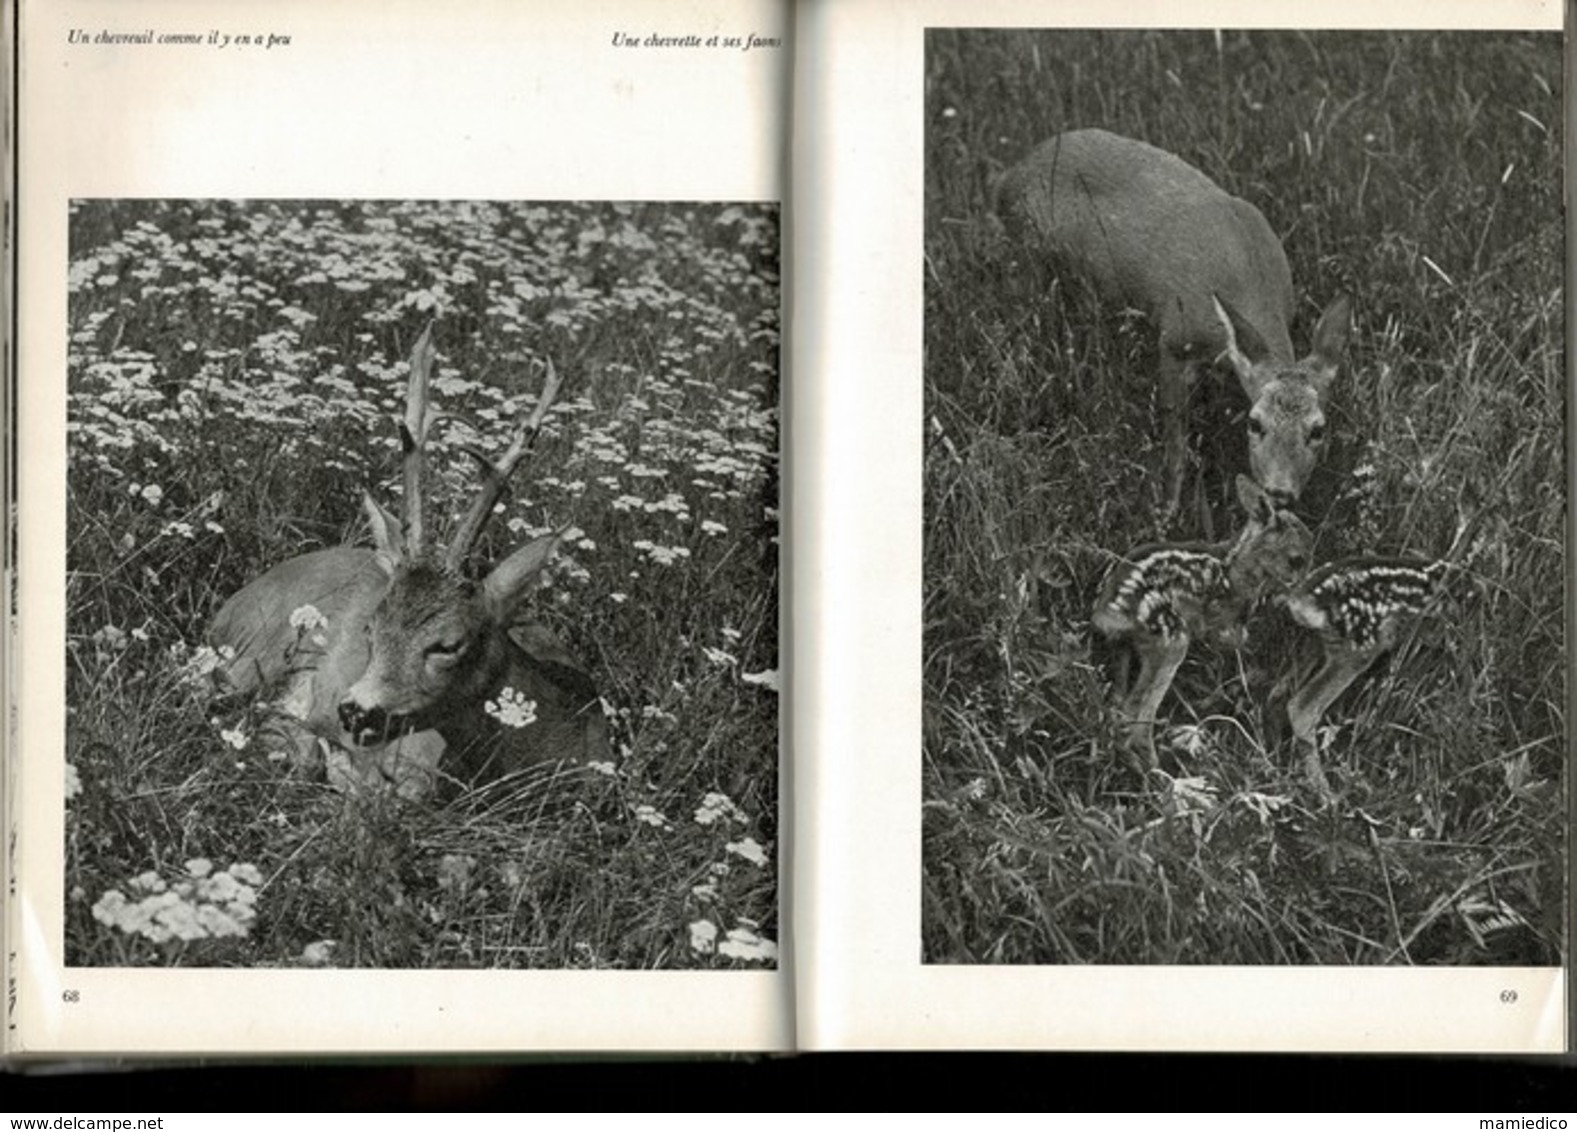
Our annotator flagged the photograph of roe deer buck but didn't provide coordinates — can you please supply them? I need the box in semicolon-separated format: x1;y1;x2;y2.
66;200;781;970
923;30;1564;966
207;324;608;801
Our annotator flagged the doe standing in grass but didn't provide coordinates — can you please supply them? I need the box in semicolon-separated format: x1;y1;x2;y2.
996;127;1351;530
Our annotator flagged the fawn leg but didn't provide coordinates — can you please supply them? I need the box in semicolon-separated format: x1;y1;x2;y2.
1117;634;1189;773
1286;644;1384;799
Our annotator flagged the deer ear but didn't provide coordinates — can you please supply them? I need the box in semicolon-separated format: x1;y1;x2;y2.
362;494;405;573
1235;474;1273;522
1212;294;1265;395
1305;295;1351;393
482;530;565;617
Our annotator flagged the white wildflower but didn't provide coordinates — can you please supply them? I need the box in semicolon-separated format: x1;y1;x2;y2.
725;838;769;867
688;919;718;955
485;687;538;729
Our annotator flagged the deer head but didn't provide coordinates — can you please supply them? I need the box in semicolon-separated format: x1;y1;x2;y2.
1214;294;1351;508
334;325;584;759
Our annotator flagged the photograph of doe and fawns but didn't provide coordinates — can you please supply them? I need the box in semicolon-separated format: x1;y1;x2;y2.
922;30;1565;966
65;200;780;970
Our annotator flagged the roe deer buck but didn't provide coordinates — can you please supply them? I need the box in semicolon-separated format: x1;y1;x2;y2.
1279;558;1448;798
996;128;1351;528
209;325;608;797
1093;474;1312;772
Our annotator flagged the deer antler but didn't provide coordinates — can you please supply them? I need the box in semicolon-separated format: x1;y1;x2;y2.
400;323;438;558
444;356;564;574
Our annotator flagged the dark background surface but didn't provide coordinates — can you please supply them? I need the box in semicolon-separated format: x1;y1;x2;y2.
3;1053;1574;1109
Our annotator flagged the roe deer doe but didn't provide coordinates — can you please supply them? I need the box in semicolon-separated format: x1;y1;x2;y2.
1279;558;1448;798
1093;474;1312;772
209;325;608;797
996;128;1351;528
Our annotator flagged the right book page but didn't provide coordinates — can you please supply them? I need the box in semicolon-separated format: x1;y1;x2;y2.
799;0;1568;1051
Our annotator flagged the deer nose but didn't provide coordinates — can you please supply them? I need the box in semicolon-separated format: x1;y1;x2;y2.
338;700;388;747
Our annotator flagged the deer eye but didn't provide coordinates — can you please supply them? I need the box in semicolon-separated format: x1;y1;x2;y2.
425;639;464;664
1248;417;1266;438
1308;422;1327;443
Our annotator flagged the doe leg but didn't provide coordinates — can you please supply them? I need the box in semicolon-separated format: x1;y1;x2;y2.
1155;350;1197;535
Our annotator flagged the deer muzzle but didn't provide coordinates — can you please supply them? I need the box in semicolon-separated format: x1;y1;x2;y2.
338;698;416;748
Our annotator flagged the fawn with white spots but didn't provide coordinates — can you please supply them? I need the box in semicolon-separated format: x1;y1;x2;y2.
1093;474;1312;772
1279;557;1449;798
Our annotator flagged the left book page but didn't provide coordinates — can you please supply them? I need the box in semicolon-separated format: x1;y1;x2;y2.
12;0;790;1055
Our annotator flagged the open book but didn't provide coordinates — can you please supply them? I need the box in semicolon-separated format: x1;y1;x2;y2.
6;0;1567;1057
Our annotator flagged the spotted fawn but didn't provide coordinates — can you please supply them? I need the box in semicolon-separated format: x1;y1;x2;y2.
1093;474;1312;772
1280;557;1449;797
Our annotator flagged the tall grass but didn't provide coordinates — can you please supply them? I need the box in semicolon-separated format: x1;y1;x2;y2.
923;31;1563;965
66;200;779;969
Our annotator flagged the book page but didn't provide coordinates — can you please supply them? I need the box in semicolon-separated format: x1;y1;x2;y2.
16;0;790;1054
803;0;1567;1050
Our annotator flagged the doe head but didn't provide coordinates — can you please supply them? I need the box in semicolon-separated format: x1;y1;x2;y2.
1214;295;1351;507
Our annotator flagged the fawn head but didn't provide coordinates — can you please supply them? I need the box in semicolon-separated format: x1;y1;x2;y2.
1092;474;1310;650
1221;473;1313;612
1214;295;1351;507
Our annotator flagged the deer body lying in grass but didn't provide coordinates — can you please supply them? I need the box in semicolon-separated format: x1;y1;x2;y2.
1093;474;1312;772
209;326;608;798
1279;557;1448;798
996;128;1351;528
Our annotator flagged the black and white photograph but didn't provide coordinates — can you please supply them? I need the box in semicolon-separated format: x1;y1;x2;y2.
12;0;1568;1061
63;199;781;971
922;29;1565;966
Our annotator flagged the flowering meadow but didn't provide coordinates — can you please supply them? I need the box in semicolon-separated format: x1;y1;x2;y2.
65;200;780;968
